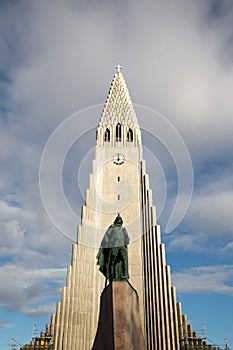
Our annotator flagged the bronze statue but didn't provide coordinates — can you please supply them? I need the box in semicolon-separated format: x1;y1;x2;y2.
96;214;130;283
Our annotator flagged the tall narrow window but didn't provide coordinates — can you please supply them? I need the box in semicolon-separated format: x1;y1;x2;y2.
117;176;120;182
104;128;110;142
116;123;121;142
117;194;120;200
127;128;133;142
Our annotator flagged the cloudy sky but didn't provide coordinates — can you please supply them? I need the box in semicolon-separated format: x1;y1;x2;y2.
1;0;233;348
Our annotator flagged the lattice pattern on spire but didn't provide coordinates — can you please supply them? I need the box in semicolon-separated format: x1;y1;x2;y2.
99;71;139;128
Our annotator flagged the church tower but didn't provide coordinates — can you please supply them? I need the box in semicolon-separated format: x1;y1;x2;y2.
21;67;222;350
51;65;182;350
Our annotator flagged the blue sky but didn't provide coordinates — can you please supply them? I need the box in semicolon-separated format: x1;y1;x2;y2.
0;0;233;348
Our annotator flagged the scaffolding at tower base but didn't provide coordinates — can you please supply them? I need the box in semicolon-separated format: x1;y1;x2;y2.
20;322;54;350
178;310;230;350
19;308;229;350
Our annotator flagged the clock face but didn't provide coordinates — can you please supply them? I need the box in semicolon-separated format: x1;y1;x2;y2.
113;154;125;165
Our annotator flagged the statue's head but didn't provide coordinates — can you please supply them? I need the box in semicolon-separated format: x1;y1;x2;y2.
114;214;123;226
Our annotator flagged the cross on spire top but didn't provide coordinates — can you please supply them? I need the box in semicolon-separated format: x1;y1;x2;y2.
115;64;122;73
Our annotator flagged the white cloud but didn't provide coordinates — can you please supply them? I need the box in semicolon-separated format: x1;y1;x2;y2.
0;264;66;315
224;241;233;252
0;320;9;331
165;167;233;253
172;265;233;296
184;173;233;237
190;191;233;234
166;232;204;252
0;198;71;265
23;305;59;318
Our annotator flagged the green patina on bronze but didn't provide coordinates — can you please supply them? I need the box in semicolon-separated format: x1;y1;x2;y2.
96;214;130;282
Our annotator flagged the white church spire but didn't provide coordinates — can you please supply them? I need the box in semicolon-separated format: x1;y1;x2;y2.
99;66;139;128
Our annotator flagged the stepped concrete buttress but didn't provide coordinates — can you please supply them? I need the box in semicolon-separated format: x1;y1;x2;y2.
92;281;147;350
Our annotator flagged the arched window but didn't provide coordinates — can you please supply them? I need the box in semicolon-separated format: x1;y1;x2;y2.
104;128;110;142
127;128;133;142
116;123;121;142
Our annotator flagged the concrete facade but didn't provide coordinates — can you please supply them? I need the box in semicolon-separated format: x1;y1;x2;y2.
34;69;221;350
52;71;147;350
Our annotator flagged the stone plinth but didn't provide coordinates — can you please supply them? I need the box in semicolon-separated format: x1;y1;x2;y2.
92;281;147;350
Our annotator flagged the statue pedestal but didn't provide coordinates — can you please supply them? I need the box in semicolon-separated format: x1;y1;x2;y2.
92;281;147;350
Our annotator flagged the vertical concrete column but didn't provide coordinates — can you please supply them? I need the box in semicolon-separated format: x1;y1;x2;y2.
171;287;180;350
160;244;171;350
155;230;166;349
62;266;72;349
176;302;184;347
149;225;159;350
152;226;162;350
57;287;66;350
141;173;150;347
72;244;82;350
145;189;153;350
53;302;61;350
182;314;188;345
50;314;55;337
66;245;77;350
187;324;193;346
165;265;176;350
